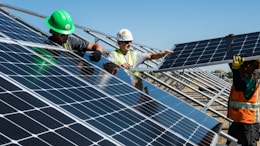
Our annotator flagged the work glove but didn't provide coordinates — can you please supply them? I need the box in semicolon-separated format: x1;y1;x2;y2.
89;50;102;62
232;55;244;69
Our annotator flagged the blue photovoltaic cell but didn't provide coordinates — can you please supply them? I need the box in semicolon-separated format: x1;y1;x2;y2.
0;9;222;145
0;76;116;146
159;31;260;71
0;40;220;145
0;11;47;43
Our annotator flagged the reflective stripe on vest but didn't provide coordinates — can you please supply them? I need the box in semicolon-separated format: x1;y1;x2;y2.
113;49;139;76
63;40;72;50
229;101;260;109
228;84;260;124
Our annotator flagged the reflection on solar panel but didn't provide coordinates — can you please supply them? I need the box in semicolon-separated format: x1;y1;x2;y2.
0;7;222;145
0;11;47;43
0;39;220;145
159;32;260;71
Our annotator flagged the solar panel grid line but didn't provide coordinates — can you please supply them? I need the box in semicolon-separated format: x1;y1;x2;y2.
0;11;47;44
1;83;92;145
236;34;248;56
159;31;260;71
5;114;77;146
253;33;260;54
0;31;9;39
0;8;223;144
0;74;120;146
0;43;124;145
0;40;189;145
1;41;219;145
129;99;207;143
108;82;218;141
93;114;186;146
88;90;212;145
87;101;197;145
91;109;195;145
195;41;210;65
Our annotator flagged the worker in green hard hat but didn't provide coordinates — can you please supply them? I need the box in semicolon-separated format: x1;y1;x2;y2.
46;9;103;61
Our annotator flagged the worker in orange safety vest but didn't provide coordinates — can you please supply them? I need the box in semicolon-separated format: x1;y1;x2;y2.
227;55;260;146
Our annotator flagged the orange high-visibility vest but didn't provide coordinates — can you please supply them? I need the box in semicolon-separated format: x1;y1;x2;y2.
228;82;260;124
113;49;139;76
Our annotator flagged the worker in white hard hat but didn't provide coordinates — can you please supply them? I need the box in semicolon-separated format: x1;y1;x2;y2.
107;28;173;90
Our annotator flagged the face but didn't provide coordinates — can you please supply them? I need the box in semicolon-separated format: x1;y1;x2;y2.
118;41;132;52
240;61;258;74
51;31;69;44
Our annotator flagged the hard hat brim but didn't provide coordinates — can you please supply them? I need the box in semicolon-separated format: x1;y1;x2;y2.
45;16;75;35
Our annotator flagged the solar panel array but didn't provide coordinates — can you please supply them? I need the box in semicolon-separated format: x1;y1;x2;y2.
159;32;260;71
0;11;47;43
0;9;222;145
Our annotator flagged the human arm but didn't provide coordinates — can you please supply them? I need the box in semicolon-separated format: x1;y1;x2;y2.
231;56;257;100
232;69;247;91
87;42;103;62
146;49;173;60
87;42;103;53
103;62;120;75
231;55;247;91
68;37;103;61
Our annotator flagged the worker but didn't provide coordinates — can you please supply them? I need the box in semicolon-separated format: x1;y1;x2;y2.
227;55;260;146
107;28;172;90
46;9;103;62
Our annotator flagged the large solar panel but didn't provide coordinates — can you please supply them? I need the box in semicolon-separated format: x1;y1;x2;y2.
0;6;223;145
0;38;221;145
159;31;260;71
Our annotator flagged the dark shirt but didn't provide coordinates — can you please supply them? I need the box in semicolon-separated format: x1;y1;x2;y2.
48;36;89;57
232;69;247;91
232;69;257;99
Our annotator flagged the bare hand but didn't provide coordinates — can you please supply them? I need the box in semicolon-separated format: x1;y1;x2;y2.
121;62;131;69
164;49;173;55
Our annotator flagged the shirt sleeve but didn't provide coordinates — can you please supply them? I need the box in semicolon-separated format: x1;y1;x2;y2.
134;52;148;68
107;51;115;63
68;36;89;57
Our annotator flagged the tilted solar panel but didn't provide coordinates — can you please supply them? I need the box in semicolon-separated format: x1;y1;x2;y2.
0;7;223;145
0;10;47;43
159;32;260;71
0;76;117;145
0;38;221;145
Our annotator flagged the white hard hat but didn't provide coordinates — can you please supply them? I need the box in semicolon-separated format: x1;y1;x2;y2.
117;29;133;41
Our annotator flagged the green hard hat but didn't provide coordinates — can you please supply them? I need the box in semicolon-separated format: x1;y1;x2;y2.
45;9;75;35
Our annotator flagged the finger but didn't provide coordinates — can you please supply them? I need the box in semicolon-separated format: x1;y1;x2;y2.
241;57;245;63
233;56;237;62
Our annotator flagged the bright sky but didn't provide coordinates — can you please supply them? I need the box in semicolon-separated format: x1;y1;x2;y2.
1;0;260;72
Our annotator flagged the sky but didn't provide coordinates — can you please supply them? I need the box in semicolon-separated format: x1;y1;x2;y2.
1;0;260;72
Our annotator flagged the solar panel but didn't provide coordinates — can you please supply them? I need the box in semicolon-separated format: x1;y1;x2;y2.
0;38;221;145
85;55;222;131
0;7;223;145
0;10;47;43
0;76;118;145
159;31;260;71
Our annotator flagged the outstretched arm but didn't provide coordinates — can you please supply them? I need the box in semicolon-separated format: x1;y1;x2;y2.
146;49;173;60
